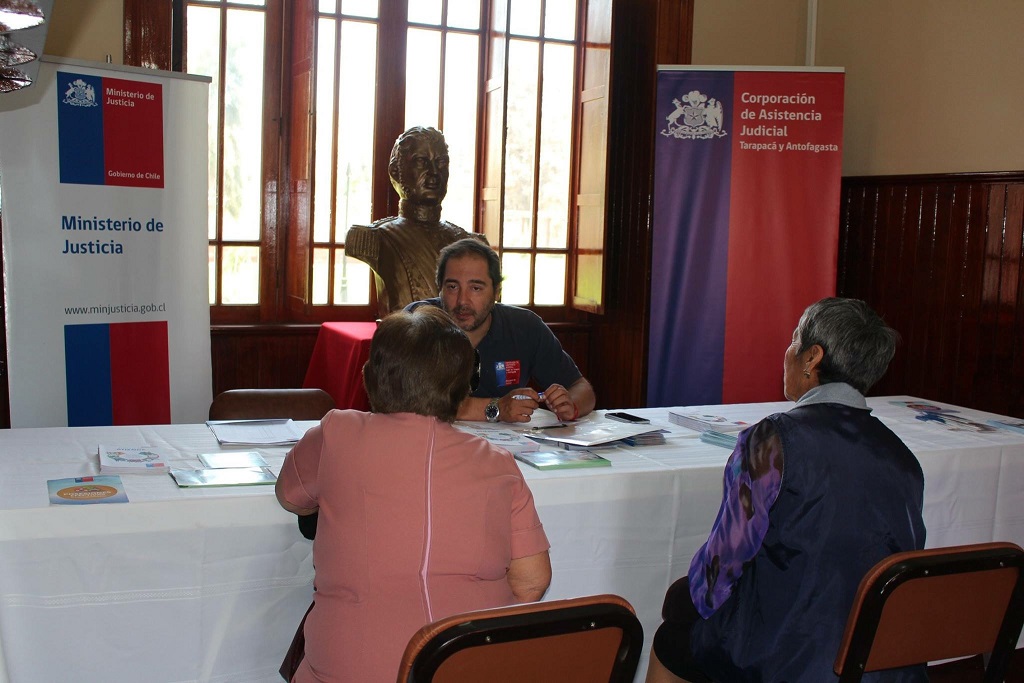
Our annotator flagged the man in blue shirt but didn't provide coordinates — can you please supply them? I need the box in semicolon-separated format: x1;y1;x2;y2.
408;238;596;424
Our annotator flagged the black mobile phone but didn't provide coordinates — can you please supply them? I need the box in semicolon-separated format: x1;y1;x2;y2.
605;411;650;424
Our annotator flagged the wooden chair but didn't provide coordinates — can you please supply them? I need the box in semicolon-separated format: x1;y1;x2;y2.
834;542;1024;683
208;388;335;540
208;388;336;421
395;594;643;683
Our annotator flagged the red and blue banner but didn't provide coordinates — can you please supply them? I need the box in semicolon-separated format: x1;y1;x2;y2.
648;67;844;407
64;321;171;426
57;72;164;188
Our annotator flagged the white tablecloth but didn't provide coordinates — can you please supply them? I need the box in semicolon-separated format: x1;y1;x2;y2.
0;397;1021;682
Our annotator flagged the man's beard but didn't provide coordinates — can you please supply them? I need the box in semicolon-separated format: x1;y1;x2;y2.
446;300;494;334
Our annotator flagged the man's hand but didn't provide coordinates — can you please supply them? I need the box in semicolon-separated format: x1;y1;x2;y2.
499;388;542;423
541;383;576;421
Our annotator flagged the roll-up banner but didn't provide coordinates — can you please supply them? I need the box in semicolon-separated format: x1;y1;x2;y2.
648;66;844;407
0;57;212;427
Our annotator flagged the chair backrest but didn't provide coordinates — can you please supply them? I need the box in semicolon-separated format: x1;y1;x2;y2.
834;542;1024;683
396;594;643;683
208;388;336;421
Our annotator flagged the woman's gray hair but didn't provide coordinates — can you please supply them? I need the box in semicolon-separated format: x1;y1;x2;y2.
796;297;899;394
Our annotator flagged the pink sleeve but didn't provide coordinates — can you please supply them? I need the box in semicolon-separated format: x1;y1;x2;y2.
508;470;550;559
277;417;328;510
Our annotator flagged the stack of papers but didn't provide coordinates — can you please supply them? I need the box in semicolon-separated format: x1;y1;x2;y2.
98;446;172;475
454;423;543;455
700;430;739;450
668;411;750;434
206;419;306;446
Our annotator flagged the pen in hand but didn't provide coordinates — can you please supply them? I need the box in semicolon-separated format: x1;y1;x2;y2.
512;392;545;401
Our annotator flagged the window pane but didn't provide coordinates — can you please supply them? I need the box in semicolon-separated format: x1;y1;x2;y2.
208;245;217;304
334;249;371;304
408;0;441;25
441;32;479;230
186;6;221;242
221;246;260;304
336;20;377;230
340;0;377;19
447;0;480;29
404;28;441;129
312;248;329;304
502;40;538;249
500;252;531;304
232;0;264;6
536;43;573;249
313;17;336;243
534;253;565;305
510;0;541;36
222;9;265;242
319;0;337;12
544;0;576;39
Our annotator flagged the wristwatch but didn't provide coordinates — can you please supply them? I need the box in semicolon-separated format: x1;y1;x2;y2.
485;398;500;423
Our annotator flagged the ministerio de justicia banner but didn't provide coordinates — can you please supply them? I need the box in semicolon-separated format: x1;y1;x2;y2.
648;66;845;407
0;57;212;427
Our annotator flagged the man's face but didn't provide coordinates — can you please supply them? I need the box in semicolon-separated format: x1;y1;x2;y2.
440;254;496;335
398;135;449;206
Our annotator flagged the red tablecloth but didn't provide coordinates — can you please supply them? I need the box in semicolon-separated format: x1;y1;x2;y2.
303;322;377;411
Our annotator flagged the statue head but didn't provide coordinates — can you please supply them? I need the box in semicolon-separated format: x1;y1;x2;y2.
388;126;449;207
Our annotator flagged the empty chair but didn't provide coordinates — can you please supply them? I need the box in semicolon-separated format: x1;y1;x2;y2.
396;594;643;683
208;388;336;421
834;542;1024;683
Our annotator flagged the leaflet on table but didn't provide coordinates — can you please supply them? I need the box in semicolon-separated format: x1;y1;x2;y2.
98;445;174;474
454;422;542;455
700;430;739;450
205;419;307;445
525;420;661;447
198;451;268;468
169;467;278;488
667;411;750;434
514;450;612;471
48;475;129;505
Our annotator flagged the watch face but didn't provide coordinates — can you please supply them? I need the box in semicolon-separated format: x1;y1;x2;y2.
485;399;499;421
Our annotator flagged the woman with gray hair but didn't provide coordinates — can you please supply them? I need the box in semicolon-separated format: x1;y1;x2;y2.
276;306;551;682
647;297;927;683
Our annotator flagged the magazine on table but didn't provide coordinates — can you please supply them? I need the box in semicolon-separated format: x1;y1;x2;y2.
48;475;129;505
198;451;269;469
169;467;277;488
667;411;750;434
524;419;660;448
514;450;611;471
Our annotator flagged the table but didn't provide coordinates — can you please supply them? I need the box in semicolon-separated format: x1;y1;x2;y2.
302;322;377;411
0;396;1021;682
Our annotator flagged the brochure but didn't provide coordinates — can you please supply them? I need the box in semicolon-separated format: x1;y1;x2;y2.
514;450;611;471
98;445;173;475
525;419;659;447
48;475;129;505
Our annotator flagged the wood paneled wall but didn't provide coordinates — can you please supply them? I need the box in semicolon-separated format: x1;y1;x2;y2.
838;172;1024;419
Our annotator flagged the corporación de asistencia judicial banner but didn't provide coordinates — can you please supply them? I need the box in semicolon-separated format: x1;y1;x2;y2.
0;57;212;427
648;66;845;407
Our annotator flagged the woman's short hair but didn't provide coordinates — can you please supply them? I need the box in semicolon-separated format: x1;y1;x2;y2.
796;297;900;394
363;307;475;421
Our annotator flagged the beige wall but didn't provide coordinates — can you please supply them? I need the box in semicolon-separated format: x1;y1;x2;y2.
694;0;1024;176
44;0;122;65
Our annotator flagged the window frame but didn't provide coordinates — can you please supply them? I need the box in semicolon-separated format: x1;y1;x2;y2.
133;0;607;326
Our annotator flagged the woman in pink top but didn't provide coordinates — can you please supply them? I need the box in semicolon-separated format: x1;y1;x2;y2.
276;306;552;682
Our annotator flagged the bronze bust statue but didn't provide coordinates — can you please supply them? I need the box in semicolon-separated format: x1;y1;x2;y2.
346;126;481;316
